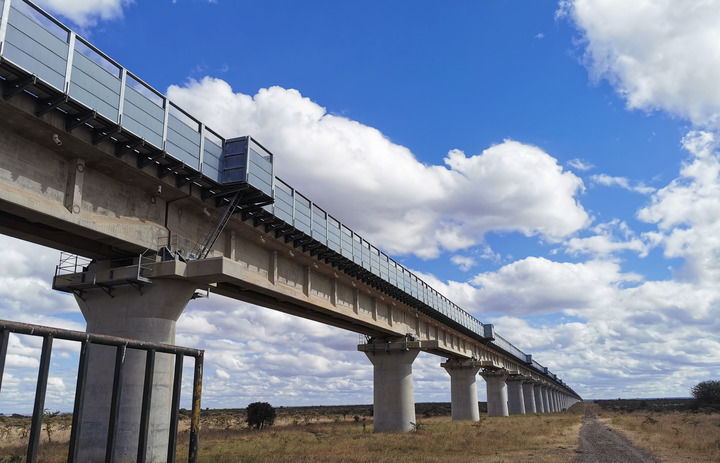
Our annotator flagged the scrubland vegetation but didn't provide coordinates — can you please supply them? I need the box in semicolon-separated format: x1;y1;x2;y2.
592;399;720;463
1;400;719;462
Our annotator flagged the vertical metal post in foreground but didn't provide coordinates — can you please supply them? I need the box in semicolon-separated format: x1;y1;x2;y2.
167;353;184;463
189;352;204;462
27;334;53;463
68;339;90;462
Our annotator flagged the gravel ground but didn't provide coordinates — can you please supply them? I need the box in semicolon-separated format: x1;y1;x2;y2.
572;404;660;463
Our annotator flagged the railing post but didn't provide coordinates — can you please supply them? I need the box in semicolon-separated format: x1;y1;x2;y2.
162;99;170;151
188;353;204;463
67;339;90;463
64;31;76;94
167;353;184;463
137;349;156;463
0;0;12;57
27;334;53;463
117;68;127;125
198;123;205;173
0;329;9;392
106;344;127;463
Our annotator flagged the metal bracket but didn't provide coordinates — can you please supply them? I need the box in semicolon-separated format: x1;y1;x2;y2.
97;283;114;298
3;75;37;100
137;151;166;169
157;160;184;179
66;110;96;132
92;127;121;145
35;94;68;117
176;172;203;188
115;139;145;158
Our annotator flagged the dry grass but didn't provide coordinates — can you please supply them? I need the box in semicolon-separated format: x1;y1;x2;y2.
174;411;583;463
1;408;582;463
596;407;720;463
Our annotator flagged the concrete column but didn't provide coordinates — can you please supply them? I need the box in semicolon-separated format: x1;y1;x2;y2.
480;369;508;417
522;380;537;414
441;359;481;421
557;393;563;411
76;277;197;463
541;386;551;413
360;340;420;432
533;383;545;413
506;375;526;415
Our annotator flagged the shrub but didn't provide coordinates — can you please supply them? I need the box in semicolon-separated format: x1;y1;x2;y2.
691;380;720;407
246;402;276;430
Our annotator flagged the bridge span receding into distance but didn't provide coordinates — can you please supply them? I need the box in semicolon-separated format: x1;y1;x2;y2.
0;0;581;460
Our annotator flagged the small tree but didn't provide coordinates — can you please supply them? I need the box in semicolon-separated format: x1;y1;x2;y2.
691;380;720;407
43;409;60;443
246;402;276;430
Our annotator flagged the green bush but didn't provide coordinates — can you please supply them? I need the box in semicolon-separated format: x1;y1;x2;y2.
246;402;276;430
691;380;720;406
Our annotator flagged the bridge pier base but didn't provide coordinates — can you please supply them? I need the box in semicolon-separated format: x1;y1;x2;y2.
75;276;197;463
481;369;509;417
359;339;420;432
522;379;537;414
506;375;526;415
441;359;481;421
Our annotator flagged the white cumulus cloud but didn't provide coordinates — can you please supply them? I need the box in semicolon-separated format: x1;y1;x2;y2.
562;0;720;128
167;78;589;258
35;0;131;27
590;173;655;195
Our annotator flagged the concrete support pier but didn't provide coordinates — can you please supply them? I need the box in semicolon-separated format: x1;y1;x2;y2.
480;369;508;417
441;359;481;421
541;386;551;413
522;379;537;414
506;375;526;415
359;339;420;432
534;384;545;413
75;275;197;463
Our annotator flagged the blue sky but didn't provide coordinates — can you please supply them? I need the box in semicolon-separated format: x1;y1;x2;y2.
2;0;720;412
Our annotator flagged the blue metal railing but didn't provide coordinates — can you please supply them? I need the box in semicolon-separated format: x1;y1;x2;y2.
0;0;572;390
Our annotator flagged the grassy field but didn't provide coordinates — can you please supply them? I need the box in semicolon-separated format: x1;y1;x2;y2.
176;410;583;463
2;401;719;462
592;403;720;463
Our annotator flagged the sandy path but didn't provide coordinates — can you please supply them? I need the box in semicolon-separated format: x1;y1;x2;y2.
572;404;659;463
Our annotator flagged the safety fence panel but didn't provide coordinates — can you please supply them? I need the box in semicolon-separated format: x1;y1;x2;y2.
122;74;165;149
312;205;327;243
202;129;223;183
69;39;122;122
247;144;274;197
273;180;294;224
166;104;201;169
294;193;312;235
352;235;362;265
360;239;371;272
340;226;353;260
3;1;68;91
493;333;527;362
327;216;341;253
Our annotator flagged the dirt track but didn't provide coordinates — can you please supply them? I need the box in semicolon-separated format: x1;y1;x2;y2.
572;404;659;463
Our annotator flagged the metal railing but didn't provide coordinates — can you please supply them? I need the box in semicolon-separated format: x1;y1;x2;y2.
0;319;204;463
